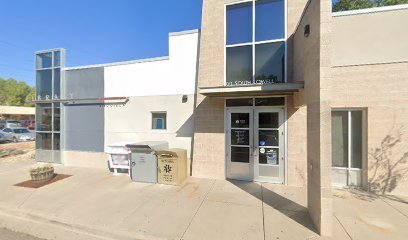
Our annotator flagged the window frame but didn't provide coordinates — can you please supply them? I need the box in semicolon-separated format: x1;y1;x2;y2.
151;112;167;131
224;0;288;86
331;108;367;187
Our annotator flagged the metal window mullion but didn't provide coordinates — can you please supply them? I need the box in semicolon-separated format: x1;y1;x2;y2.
51;51;55;151
347;111;352;185
252;0;256;84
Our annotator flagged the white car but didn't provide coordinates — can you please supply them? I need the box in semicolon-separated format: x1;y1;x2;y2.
1;127;35;142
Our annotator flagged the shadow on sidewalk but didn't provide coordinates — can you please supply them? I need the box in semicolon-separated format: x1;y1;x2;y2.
229;179;318;234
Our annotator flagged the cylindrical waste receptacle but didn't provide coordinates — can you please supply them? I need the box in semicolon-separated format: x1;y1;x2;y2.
157;149;187;185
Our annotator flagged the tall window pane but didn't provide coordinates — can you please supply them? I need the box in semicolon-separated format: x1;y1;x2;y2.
36;104;52;131
226;46;253;85
54;68;61;97
36;52;52;69
36;69;52;98
36;133;52;150
332;111;348;168
54;105;60;132
255;42;285;83
53;51;61;67
255;0;285;41
351;111;362;169
226;3;253;45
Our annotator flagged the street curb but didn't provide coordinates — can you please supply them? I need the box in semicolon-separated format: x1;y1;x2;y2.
0;206;160;240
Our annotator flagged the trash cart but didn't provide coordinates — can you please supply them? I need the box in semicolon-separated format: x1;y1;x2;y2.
126;141;168;183
157;149;188;185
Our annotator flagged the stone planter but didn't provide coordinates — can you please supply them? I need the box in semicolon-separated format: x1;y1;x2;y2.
30;165;54;181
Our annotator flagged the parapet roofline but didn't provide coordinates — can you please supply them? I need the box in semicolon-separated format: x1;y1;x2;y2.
333;3;408;17
169;29;200;37
63;56;169;71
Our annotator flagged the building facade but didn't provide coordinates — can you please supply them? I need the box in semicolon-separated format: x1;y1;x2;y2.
34;30;200;168
192;0;408;236
34;1;408;236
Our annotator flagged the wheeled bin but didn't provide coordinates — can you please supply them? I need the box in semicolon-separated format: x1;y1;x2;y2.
126;141;168;183
157;149;188;185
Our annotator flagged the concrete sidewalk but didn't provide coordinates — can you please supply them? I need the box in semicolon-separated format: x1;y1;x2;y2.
0;162;407;240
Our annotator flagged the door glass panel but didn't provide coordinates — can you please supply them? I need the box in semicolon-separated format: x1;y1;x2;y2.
231;129;250;145
332;111;349;168
259;130;279;146
258;112;279;128
231;147;250;163
351;111;362;169
259;148;279;165
231;113;250;128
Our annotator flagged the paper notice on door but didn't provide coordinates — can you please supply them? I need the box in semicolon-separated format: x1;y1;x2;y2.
266;149;277;165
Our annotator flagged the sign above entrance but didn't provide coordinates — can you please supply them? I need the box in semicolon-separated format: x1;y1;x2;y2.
226;77;279;87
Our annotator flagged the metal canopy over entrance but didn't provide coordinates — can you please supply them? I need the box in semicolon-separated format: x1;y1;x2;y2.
199;82;303;97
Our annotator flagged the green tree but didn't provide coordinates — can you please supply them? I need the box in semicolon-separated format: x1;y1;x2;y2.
0;77;35;107
333;0;408;12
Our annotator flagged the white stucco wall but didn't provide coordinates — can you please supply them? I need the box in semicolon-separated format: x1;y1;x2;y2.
104;30;200;97
103;30;200;158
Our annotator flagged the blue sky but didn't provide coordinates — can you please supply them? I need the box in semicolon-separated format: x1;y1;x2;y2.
0;0;203;86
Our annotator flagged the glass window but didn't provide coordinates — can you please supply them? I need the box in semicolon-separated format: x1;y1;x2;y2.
36;52;52;69
331;111;349;168
231;129;250;145
255;97;284;106
255;42;285;83
258;112;279;128
259;148;279;165
152;112;167;130
231;147;250;163
36;133;52;150
54;105;60;132
226;98;253;107
255;0;285;41
259;130;279;146
53;51;61;67
351;111;362;169
36;104;52;131
53;133;60;150
231;113;250;128
226;2;253;45
36;69;52;98
226;46;253;86
54;68;60;97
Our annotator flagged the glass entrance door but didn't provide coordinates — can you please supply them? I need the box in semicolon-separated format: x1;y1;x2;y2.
226;108;285;183
226;109;253;181
254;109;284;183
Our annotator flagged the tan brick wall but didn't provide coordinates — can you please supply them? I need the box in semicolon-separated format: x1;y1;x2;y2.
293;0;333;236
192;0;226;179
331;62;408;196
193;0;311;180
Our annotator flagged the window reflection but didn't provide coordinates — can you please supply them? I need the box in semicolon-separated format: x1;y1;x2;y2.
255;42;285;83
226;46;253;85
36;104;52;131
255;0;285;41
226;2;253;45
